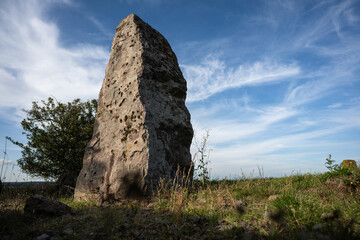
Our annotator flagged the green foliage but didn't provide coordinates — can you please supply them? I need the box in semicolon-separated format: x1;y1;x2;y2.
194;130;211;185
7;97;97;180
343;166;360;189
325;154;337;172
322;154;352;181
322;154;360;190
290;174;314;190
272;195;301;221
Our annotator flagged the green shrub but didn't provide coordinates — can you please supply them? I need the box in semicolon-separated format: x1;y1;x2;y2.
322;154;360;190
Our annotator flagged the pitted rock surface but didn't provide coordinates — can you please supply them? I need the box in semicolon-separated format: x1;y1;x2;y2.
74;14;193;201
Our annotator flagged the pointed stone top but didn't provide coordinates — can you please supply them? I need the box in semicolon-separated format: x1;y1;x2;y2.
117;13;145;27
122;13;138;21
115;13;153;37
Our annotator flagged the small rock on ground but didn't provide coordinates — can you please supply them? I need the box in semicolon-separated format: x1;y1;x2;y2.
312;223;323;231
34;234;50;240
268;195;279;201
24;194;71;217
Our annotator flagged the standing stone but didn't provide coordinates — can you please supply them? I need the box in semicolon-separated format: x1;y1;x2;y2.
74;14;193;202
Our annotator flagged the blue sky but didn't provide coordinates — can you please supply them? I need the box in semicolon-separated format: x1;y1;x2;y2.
0;0;359;181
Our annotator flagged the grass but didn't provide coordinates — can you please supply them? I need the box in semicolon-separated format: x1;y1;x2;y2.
1;170;360;239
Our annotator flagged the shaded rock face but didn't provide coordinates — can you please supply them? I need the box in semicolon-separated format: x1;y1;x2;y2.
74;14;193;201
24;194;71;216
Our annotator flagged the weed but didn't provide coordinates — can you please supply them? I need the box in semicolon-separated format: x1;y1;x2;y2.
325;154;337;172
193;129;212;186
322;154;360;191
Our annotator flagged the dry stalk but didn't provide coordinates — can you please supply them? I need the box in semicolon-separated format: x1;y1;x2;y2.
169;162;194;214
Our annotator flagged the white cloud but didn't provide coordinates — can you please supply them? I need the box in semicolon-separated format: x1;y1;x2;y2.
119;0;164;5
327;103;343;109
0;159;13;165
295;0;356;47
284;80;329;106
189;78;360;178
344;8;359;24
183;55;300;102
200;106;298;145
205;122;356;178
86;15;113;38
0;0;109;120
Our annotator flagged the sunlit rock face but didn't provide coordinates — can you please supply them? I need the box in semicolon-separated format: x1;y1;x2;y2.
74;14;193;202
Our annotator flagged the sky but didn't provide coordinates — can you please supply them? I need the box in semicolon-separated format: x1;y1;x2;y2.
0;0;359;181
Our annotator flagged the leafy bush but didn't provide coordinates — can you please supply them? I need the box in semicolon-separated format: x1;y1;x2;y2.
7;97;97;180
322;154;351;180
322;154;360;189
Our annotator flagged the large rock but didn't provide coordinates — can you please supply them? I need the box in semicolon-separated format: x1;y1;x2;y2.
24;194;71;216
74;14;193;202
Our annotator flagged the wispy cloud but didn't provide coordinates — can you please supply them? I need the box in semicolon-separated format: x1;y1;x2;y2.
327;103;342;109
0;0;108;120
0;159;13;165
86;15;113;38
183;55;300;102
119;0;164;5
193;105;298;145
197;102;360;178
295;0;358;47
185;0;359;178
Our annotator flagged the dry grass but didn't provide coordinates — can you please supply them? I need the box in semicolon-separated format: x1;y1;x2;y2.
1;171;360;239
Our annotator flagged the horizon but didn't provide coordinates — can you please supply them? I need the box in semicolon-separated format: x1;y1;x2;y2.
0;0;359;182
